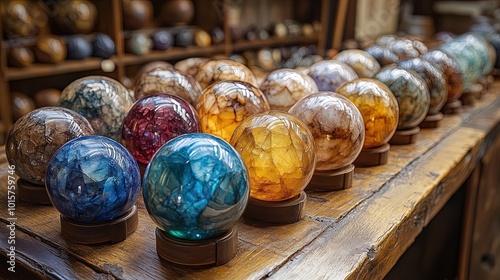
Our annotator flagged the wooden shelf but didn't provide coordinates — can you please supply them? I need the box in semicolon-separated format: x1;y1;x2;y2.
232;34;319;52
120;45;225;65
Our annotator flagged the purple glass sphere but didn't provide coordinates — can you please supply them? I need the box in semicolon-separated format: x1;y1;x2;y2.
122;94;201;165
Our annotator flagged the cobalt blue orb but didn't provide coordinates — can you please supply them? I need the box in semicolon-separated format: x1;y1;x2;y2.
46;135;141;223
143;133;249;241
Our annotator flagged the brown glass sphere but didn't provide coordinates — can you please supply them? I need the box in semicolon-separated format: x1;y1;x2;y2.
35;36;66;64
334;49;381;78
122;0;154;30
11;91;36;121
34;89;62;108
7;47;34;68
2;0;40;37
161;0;194;26
422;50;463;103
195;59;258;89
54;0;97;34
174;57;210;77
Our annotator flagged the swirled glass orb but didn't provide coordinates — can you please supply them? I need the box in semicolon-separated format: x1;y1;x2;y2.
364;45;400;66
194;59;258;89
59;76;134;141
122;94;200;165
422;50;463;102
143;133;249;240
260;68;318;111
375;67;430;130
337;78;399;149
133;61;174;84
399;57;447;114
378;37;425;60
134;69;202;105
6;107;94;185
230;111;316;201
174;57;210;78
196;81;270;142
46;136;140;223
308;60;359;92
288;92;364;171
333;49;381;78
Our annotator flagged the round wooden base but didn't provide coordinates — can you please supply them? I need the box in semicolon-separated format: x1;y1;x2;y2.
420;112;444;129
389;126;420;145
441;99;462;114
156;227;237;267
307;164;354;191
244;191;307;225
354;143;390;167
17;179;52;205
60;205;138;245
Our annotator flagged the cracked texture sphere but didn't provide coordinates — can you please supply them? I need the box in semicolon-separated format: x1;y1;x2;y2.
308;60;359;92
333;49;381;78
194;59;257;89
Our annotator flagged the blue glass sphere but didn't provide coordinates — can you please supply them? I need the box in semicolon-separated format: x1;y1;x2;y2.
143;133;249;240
46;135;141;223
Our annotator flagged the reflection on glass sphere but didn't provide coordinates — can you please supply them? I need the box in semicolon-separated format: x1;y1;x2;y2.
308;60;358;92
194;59;258;89
333;49;381;78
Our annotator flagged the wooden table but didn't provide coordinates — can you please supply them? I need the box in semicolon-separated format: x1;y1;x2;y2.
1;85;500;280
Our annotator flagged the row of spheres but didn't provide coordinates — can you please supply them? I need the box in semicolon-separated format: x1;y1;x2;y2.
5;31;495;243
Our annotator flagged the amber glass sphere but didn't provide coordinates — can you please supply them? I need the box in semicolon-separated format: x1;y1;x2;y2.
333;49;381;78
289;92;364;171
337;78;399;149
35;36;66;64
230;111;316;201
196;81;270;142
194;59;258;89
260;68;318;111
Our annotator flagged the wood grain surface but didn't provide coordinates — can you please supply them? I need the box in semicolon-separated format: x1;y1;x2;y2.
0;86;499;279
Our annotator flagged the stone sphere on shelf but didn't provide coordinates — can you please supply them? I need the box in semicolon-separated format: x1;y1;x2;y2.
134;69;202;105
260;68;318;111
160;0;194;26
34;88;61;108
11;91;35;121
196;81;270;142
289;92;364;171
421;49;463;103
127;32;153;55
364;45;399;66
93;33;116;59
194;59;258;89
333;49;381;78
398;57;447;115
122;0;154;30
336;78;399;149
230;111;316;201
152;30;174;50
46;135;140;223
143;133;249;240
54;0;97;34
6;107;94;185
2;0;42;37
122;94;200;166
374;66;430;130
308;60;359;92
35;36;66;64
59;76;134;141
66;35;92;60
7;47;35;68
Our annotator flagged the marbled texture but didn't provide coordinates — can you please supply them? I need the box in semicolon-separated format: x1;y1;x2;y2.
59;76;134;141
375;67;430;130
143;133;249;240
364;45;400;66
337;78;399;149
230;111;316;201
122;94;200;165
333;49;381;78
289;92;364;171
260;68;318;111
194;59;258;89
308;60;358;92
196;81;270;142
174;57;210;78
422;50;463;102
6;107;94;185
46;136;141;223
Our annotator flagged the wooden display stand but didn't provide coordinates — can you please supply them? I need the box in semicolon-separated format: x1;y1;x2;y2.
17;178;52;205
156;227;237;267
441;99;462;114
244;191;307;225
354;143;390;167
390;126;420;145
420;112;444;129
307;164;354;191
460;84;483;106
60;205;138;245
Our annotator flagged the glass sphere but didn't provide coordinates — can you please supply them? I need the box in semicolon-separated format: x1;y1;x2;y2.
35;36;66;64
6;107;94;185
134;61;174;84
422;50;463;102
380;37;426;60
134;69;202;105
46;136;140;223
59;76;134;141
333;49;381;78
308;60;359;92
122;94;200;165
364;45;400;66
399;57;447;114
230;111;316;201
289;92;364;171
143;133;249;240
174;57;210;78
260;68;318;111
337;78;399;149
196;81;270;142
194;59;258;89
375;67;430;130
